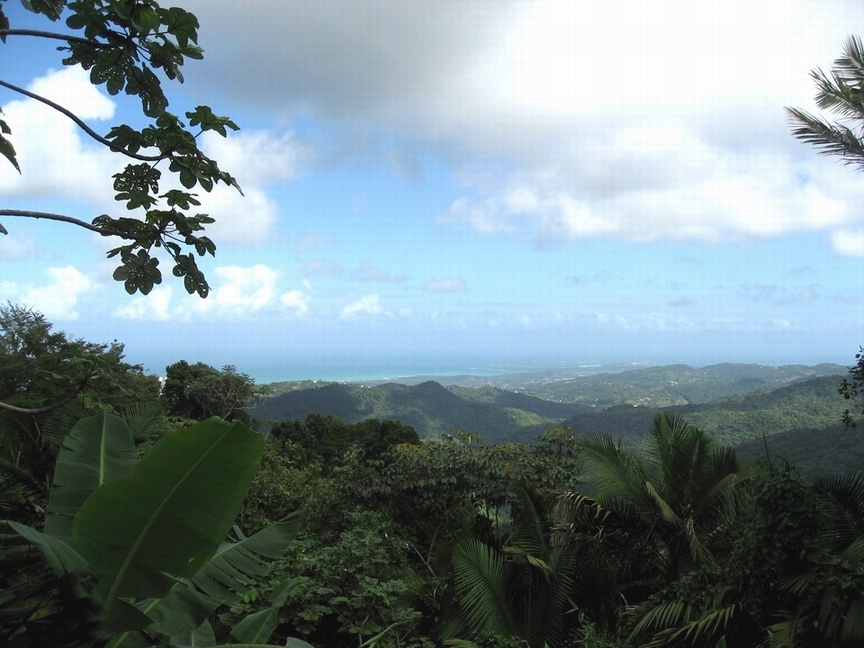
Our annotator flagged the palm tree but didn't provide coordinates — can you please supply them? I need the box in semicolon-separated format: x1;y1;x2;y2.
626;466;864;648
770;472;864;646
443;484;580;647
576;413;748;583
786;35;864;169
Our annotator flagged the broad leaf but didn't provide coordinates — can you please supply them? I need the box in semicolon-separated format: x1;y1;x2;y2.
229;576;300;645
145;514;302;636
0;521;107;645
4;520;90;576
70;417;265;609
45;412;137;542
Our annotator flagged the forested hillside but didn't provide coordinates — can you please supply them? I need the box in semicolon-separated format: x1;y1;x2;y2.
513;362;846;406
251;380;583;443
252;368;853;476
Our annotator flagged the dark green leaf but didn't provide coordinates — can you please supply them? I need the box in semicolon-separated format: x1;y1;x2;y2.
44;413;137;543
70;418;265;608
0;134;20;173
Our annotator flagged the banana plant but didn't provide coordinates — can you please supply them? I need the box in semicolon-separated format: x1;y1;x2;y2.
1;412;308;647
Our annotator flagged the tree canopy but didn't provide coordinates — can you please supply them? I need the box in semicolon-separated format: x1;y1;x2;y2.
163;360;262;422
0;302;160;418
0;0;240;296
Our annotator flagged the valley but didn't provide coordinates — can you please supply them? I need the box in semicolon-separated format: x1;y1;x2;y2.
251;362;856;476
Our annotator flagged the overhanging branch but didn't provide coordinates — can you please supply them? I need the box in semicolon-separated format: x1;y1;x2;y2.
0;397;74;415
0;79;163;162
0;29;112;48
0;210;128;238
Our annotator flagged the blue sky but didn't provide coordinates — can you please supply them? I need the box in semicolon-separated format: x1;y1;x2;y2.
1;0;863;379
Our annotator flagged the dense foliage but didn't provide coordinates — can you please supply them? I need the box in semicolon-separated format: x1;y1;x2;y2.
3;8;864;643
2;307;864;647
0;303;164;525
163;360;264;423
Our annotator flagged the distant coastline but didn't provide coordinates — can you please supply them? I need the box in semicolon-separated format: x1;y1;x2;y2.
245;358;660;385
137;348;853;386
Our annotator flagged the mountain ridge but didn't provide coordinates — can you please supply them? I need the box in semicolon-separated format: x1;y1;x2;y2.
250;363;850;451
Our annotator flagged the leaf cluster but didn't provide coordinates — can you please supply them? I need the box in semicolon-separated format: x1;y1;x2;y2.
1;411;304;646
0;1;241;296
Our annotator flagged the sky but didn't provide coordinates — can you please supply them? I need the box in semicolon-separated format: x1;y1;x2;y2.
1;0;863;380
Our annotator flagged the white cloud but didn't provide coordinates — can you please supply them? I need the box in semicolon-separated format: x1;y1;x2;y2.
114;287;174;321
280;289;311;314
196;185;279;245
296;233;328;251
201;129;308;185
184;0;864;247
443;148;858;245
353;265;407;283
193;129;311;245
0;67;116;205
0;69;293;250
29;67;115;120
592;309;699;332
18;266;94;320
424;277;467;293
202;265;278;313
0;235;34;260
301;260;344;277
340;293;387;319
831;229;864;257
110;265;314;320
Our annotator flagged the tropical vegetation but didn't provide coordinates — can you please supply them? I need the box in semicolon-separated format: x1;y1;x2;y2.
2;1;864;646
4;302;863;646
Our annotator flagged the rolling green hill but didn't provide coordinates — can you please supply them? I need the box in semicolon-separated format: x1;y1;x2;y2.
250;380;584;443
251;365;852;470
516;362;847;407
557;374;854;476
560;374;848;445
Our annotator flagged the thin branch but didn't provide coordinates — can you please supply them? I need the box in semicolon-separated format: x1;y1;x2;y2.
0;393;79;415
408;541;438;578
0;29;112;48
0;79;163;162
0;210;129;238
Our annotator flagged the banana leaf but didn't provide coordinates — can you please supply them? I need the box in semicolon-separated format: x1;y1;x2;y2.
44;412;137;542
0;520;107;645
69;417;265;611
145;514;302;637
229;575;299;644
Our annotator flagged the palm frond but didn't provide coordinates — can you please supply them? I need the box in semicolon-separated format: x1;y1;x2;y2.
121;400;170;445
450;536;518;639
0;459;47;524
644;480;680;526
812;36;864;116
578;433;651;507
763;609;810;648
509;483;552;560
0;521;106;646
629;598;690;644
787;107;864;165
838;596;864;643
814;473;864;552
630;590;737;648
